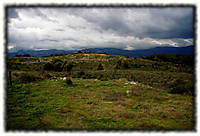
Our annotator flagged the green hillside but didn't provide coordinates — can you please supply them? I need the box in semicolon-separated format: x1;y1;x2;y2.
6;53;195;130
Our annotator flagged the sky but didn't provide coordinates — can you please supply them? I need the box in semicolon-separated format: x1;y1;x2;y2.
7;7;194;52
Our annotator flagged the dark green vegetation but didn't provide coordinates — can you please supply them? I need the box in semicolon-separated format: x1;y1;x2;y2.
7;53;194;130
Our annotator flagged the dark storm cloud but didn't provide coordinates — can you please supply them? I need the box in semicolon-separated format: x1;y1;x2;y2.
144;8;194;39
7;8;19;18
66;8;133;35
7;7;194;52
66;8;193;39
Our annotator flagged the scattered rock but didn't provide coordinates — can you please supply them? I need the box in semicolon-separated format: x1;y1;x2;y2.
102;101;113;104
130;81;137;85
126;90;131;94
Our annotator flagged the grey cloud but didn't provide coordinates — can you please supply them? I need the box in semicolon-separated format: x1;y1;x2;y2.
143;8;193;39
8;8;19;18
67;8;193;39
39;39;59;42
7;7;194;52
34;8;59;23
55;29;65;32
7;8;19;24
63;38;78;42
66;8;132;35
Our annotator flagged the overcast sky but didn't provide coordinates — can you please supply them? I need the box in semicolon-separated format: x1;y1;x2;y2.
7;7;194;52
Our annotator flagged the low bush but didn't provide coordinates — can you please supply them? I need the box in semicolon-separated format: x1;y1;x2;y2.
54;61;63;72
66;77;73;85
66;62;73;73
18;72;43;83
77;71;85;78
43;63;54;71
43;59;66;72
42;72;53;79
169;78;194;95
97;63;104;70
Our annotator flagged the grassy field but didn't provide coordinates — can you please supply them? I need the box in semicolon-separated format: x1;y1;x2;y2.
6;54;195;131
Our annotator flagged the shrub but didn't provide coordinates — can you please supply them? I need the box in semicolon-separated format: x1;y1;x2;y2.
114;59;129;69
18;72;43;83
169;78;194;95
43;63;54;71
115;60;122;69
82;73;95;79
52;58;63;64
97;63;104;70
44;59;66;72
77;71;85;78
121;60;129;69
54;61;63;72
42;72;53;79
66;77;73;85
66;62;73;72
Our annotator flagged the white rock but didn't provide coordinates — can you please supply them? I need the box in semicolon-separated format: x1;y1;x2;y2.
103;102;113;104
130;81;137;85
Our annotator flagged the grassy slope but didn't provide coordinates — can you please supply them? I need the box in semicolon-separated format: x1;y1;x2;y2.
7;78;194;130
6;54;194;130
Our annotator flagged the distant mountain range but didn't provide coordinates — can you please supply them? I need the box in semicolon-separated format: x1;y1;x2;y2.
81;45;194;57
7;49;74;57
7;45;194;57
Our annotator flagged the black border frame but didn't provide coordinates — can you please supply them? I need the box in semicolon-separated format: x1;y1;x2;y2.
4;4;197;133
